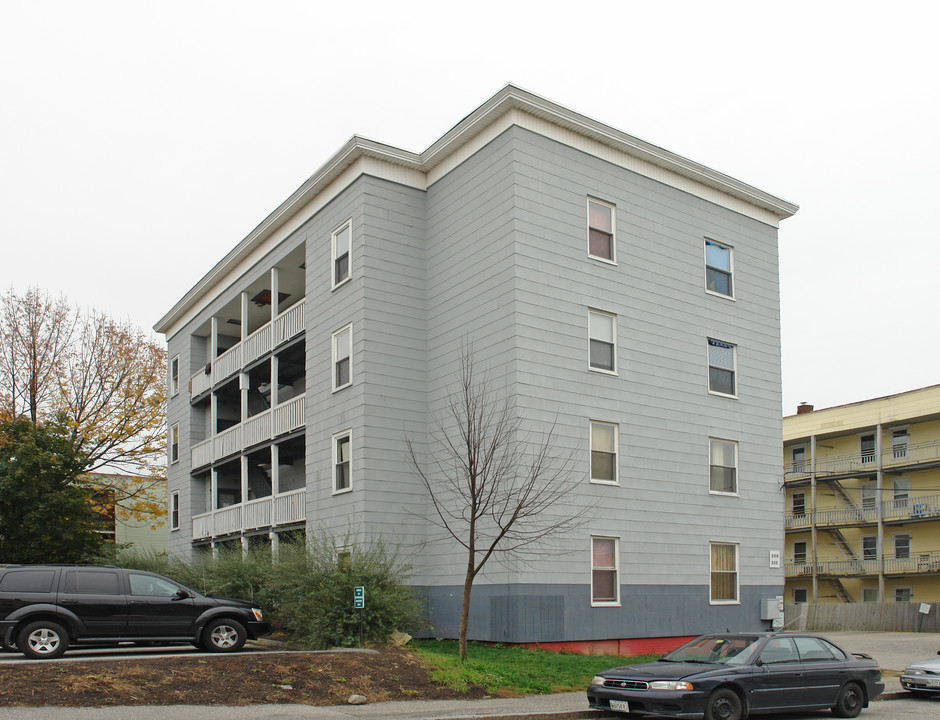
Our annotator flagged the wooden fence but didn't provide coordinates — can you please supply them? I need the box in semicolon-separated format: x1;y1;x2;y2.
784;602;940;633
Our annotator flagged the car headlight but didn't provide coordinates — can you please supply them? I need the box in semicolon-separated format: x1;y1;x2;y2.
903;668;923;675
591;676;607;686
650;681;694;691
251;608;264;622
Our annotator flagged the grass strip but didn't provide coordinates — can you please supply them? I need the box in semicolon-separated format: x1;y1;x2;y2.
412;639;657;695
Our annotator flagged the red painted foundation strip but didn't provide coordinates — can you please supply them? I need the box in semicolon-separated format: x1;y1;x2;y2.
516;636;696;657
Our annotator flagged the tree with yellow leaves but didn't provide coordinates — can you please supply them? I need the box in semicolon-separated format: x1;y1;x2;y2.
0;287;167;535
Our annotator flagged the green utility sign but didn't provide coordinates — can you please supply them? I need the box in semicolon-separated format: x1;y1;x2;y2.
354;586;365;609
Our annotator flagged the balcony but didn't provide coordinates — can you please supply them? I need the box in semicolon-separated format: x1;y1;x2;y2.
189;299;305;401
786;492;940;530
786;551;940;578
785;439;940;480
191;394;305;470
192;488;305;540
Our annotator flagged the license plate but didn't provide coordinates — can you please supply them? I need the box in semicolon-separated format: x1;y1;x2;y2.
610;699;631;712
928;678;940;688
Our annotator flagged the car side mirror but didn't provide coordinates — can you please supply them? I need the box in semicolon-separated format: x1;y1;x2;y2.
755;658;764;667
175;589;191;599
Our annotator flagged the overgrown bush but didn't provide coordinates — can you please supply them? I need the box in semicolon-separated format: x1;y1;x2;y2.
107;532;418;650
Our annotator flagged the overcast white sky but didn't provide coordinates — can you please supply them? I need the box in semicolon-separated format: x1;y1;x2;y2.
2;1;938;416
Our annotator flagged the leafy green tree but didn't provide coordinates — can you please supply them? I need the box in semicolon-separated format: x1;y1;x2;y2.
0;416;106;562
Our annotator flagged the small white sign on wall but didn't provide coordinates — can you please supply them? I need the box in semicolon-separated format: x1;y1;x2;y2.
919;603;931;615
769;551;781;569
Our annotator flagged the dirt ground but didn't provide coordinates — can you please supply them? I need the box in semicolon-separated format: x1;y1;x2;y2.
0;647;488;707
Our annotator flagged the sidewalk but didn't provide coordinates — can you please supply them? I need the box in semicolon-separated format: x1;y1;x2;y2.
0;693;599;720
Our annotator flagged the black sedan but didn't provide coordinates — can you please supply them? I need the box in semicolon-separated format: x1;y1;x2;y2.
587;632;884;720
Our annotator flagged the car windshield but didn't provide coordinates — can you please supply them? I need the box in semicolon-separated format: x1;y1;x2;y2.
662;635;761;665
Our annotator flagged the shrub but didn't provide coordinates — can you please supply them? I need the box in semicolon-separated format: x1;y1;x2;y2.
110;531;418;650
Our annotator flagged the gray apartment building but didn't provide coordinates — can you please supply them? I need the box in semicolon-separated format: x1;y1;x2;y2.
155;84;798;645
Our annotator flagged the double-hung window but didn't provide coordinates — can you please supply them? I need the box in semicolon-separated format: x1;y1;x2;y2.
709;542;738;603
891;428;909;459
590;421;618;484
169;423;180;464
333;431;351;493
707;339;736;396
793;541;807;564
860;433;876;464
589;310;616;373
591;536;619;605
587;199;615;262
894;533;911;559
332;324;352;391
169;355;180;397
860;481;876;509
709;438;738;494
169;491;180;531
862;535;876;559
332;220;351;288
791;492;806;517
704;239;733;297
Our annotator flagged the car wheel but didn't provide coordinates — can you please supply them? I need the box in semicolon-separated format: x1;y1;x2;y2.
202;618;246;653
832;681;863;718
18;621;69;660
705;688;742;720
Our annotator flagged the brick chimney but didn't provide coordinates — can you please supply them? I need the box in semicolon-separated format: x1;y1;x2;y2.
797;402;814;415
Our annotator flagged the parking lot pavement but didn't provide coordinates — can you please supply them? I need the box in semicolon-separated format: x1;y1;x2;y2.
822;631;940;672
0;641;274;665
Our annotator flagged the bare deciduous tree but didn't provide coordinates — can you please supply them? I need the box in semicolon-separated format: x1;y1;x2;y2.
407;343;587;661
0;287;167;526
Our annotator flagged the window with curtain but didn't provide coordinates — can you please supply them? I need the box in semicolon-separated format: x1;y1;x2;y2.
709;439;737;494
710;542;738;603
588;199;615;262
591;536;619;605
590;421;618;484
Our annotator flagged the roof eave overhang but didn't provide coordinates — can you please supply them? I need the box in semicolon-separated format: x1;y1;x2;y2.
155;83;798;335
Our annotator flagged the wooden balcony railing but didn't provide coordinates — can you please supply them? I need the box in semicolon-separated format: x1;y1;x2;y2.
785;439;940;479
189;299;305;401
191;489;305;540
785;493;940;530
191;394;305;470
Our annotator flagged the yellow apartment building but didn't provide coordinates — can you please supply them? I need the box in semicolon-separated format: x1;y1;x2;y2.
783;385;940;604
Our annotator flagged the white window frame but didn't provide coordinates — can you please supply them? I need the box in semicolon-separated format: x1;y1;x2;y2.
791;491;806;516
790;445;807;473
891;427;909;459
590;536;620;607
861;534;877;559
793;540;807;564
586;197;616;264
859;433;876;464
704;238;734;299
792;587;808;604
707;338;737;397
894;587;913;602
332;324;352;392
893;532;911;559
859;481;876;509
169;355;180;397
708;438;738;496
331;219;352;289
169;422;180;464
332;430;352;494
861;586;879;603
589;421;619;485
709;541;740;605
588;309;617;374
169;491;180;531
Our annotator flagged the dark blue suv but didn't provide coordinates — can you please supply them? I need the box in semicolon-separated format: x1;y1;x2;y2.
0;565;269;659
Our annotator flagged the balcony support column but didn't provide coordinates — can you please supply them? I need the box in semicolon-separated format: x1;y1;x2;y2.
270;267;279;326
876;424;885;601
271;443;280;497
810;435;818;602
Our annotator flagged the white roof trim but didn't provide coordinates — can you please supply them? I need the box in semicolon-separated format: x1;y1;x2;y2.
155;83;798;335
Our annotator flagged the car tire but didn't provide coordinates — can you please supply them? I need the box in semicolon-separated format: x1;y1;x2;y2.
832;681;863;718
705;688;742;720
201;618;246;653
18;621;69;660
